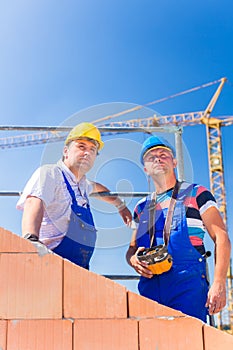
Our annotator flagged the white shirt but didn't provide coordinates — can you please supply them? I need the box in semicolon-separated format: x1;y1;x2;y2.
17;160;93;249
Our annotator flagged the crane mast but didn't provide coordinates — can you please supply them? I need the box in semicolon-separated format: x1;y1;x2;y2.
201;78;232;331
203;118;232;330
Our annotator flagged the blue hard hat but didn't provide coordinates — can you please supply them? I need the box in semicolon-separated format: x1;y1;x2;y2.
140;136;175;164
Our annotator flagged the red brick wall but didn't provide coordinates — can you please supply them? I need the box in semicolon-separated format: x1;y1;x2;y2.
0;227;232;349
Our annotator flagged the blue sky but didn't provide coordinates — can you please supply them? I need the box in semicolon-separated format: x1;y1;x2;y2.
0;1;233;292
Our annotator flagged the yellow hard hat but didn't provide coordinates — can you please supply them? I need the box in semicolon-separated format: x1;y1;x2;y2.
65;122;104;150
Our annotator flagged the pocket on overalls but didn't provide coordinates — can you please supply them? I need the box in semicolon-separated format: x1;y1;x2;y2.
77;219;97;247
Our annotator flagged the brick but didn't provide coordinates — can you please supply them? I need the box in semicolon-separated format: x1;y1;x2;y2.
203;324;233;349
128;291;184;318
0;321;7;350
139;317;204;350
74;319;138;350
0;253;63;319
0;227;36;253
7;319;72;350
64;260;127;318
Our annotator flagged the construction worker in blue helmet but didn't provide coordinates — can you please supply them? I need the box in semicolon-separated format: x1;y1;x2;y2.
17;122;132;270
126;135;231;323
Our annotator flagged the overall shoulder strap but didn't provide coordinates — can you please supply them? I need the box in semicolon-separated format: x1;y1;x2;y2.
61;170;90;207
61;171;77;206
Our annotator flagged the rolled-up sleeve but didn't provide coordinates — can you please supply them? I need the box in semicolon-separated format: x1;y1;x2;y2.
16;165;58;210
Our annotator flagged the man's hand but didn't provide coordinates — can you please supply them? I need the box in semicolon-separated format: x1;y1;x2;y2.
91;182;132;225
205;280;226;315
129;247;153;278
118;206;132;226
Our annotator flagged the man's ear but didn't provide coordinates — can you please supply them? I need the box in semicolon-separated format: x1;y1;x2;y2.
173;158;177;168
63;145;69;159
144;166;148;174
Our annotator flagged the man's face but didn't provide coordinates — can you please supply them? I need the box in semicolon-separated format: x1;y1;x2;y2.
63;139;98;174
143;147;177;177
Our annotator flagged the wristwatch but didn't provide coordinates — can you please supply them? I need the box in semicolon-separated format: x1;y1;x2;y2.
24;233;39;242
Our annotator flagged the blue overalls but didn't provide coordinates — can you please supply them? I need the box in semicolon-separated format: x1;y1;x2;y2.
136;186;209;322
52;172;97;270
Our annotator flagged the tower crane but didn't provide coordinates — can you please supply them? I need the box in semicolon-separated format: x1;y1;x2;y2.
0;78;232;331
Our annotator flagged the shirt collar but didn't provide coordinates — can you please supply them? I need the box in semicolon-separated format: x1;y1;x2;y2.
57;159;86;186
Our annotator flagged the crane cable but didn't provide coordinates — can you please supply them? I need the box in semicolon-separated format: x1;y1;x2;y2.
93;78;224;125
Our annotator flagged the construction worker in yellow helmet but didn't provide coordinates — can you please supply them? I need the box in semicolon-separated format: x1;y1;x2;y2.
17;122;132;269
